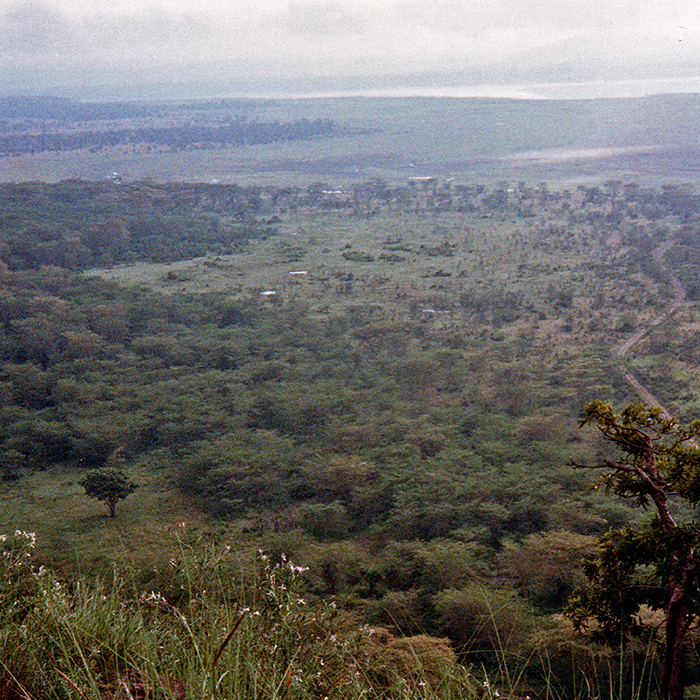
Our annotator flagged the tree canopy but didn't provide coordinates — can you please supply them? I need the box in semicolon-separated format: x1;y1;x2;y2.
79;467;138;518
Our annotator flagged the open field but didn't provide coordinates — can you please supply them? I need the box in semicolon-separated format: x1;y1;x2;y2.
0;463;206;571
3;94;700;185
87;206;665;349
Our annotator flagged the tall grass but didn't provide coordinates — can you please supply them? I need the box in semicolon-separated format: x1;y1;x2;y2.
0;530;480;700
0;529;664;700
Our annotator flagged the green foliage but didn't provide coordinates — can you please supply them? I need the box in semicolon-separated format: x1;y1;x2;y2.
0;181;278;270
579;400;700;509
299;501;351;539
567;401;700;700
0;179;694;696
342;251;375;262
498;530;597;611
79;467;138;518
434;583;535;661
179;433;297;516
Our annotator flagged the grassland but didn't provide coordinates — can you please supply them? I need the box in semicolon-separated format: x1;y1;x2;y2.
87;206;667;354
3;94;700;185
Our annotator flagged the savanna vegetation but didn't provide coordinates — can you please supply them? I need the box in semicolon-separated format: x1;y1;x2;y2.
2;175;700;697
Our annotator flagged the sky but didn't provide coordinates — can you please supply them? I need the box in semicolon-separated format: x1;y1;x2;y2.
1;0;700;99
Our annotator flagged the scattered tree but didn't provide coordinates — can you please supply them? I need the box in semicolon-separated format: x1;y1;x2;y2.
567;401;700;700
79;467;138;518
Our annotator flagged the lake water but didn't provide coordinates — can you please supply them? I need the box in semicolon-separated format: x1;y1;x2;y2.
227;76;700;102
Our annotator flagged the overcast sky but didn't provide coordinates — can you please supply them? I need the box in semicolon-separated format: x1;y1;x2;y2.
1;0;700;98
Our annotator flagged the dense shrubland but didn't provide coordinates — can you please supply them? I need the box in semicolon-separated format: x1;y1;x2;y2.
0;181;276;269
1;178;700;696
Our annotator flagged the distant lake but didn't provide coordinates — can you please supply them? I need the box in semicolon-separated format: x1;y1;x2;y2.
229;76;700;102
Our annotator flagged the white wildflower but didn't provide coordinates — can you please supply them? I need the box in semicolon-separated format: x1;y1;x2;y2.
14;530;36;548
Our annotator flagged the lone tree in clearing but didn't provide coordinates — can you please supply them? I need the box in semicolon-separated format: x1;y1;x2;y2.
566;401;700;700
79;467;138;518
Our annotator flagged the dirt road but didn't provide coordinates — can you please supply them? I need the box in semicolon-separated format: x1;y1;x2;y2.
614;240;685;417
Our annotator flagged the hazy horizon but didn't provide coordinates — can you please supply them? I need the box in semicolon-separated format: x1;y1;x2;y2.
208;76;700;103
2;0;699;103
6;74;700;105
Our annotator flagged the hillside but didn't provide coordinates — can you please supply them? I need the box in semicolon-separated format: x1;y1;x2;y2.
1;174;699;695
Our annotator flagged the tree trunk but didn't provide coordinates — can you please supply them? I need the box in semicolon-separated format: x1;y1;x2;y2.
661;560;692;700
662;599;688;700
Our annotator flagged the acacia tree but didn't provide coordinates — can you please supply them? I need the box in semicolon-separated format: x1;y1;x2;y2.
79;467;138;518
566;401;700;700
